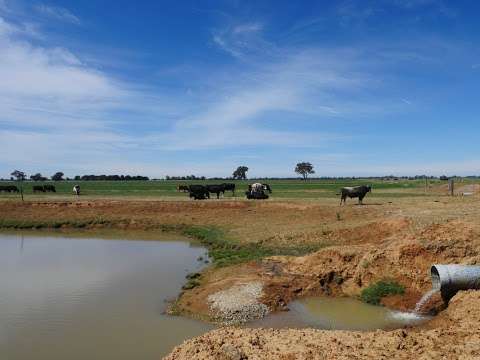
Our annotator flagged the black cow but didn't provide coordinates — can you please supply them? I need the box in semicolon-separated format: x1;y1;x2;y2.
0;185;15;193
0;185;19;193
177;184;189;192
206;184;225;199
188;185;210;200
8;185;19;193
44;185;56;192
340;185;371;205
222;183;236;196
33;185;46;193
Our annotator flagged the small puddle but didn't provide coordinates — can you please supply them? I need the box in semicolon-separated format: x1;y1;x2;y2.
251;297;429;331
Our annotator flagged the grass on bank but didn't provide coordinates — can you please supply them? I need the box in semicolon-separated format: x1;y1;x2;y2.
0;219;326;267
182;225;325;267
360;280;405;305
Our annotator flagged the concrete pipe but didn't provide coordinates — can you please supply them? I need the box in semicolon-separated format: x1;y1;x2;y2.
431;264;480;302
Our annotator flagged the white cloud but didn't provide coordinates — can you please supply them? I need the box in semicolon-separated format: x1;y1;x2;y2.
35;4;80;25
149;45;371;151
0;15;144;177
212;22;275;61
0;18;119;98
0;16;128;135
393;0;438;9
233;22;262;34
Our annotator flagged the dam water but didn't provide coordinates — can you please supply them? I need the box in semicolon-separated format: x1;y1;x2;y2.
0;232;213;360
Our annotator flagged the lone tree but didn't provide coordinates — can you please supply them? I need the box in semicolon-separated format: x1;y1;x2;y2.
11;170;26;201
232;166;249;180
295;162;315;181
52;172;64;181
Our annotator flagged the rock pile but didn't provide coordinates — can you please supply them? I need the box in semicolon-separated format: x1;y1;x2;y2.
207;282;269;325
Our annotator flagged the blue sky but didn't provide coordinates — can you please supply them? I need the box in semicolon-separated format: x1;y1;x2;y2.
1;0;479;178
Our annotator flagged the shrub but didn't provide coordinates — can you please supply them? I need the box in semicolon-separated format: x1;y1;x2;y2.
360;280;405;305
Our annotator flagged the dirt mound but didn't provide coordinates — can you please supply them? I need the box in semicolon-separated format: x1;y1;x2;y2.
174;218;480;318
165;291;480;360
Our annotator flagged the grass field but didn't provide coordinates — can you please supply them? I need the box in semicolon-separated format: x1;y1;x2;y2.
0;178;460;199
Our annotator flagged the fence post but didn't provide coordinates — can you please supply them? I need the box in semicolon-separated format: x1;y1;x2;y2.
448;178;454;196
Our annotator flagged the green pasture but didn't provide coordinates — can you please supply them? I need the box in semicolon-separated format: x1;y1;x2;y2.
0;178;451;199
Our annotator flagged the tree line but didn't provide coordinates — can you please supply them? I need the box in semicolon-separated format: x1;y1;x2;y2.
4;165;460;183
6;171;149;182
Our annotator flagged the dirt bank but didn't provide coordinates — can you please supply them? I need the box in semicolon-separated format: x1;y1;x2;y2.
165;290;480;359
174;217;480;319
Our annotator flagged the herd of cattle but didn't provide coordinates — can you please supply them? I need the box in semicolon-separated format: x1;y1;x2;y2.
177;182;275;200
178;182;370;203
0;182;372;204
33;185;56;193
178;183;237;200
0;185;19;193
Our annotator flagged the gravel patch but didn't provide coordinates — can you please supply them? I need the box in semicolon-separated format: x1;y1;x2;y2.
207;281;269;325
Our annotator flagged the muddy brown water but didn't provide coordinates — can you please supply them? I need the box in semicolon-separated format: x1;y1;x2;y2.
252;297;429;331
0;232;213;360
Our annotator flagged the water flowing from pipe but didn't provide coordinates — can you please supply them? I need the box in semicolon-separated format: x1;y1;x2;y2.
414;288;439;313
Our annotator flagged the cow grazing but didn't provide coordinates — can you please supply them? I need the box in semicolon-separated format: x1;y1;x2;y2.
73;185;80;196
0;185;18;193
206;184;225;199
33;185;46;193
188;185;210;200
8;185;19;193
222;183;236;196
177;184;189;192
44;185;56;192
340;185;371;205
262;183;272;193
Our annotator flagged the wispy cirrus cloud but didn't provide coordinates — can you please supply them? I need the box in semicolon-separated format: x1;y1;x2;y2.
212;21;276;61
232;22;263;34
34;3;80;25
